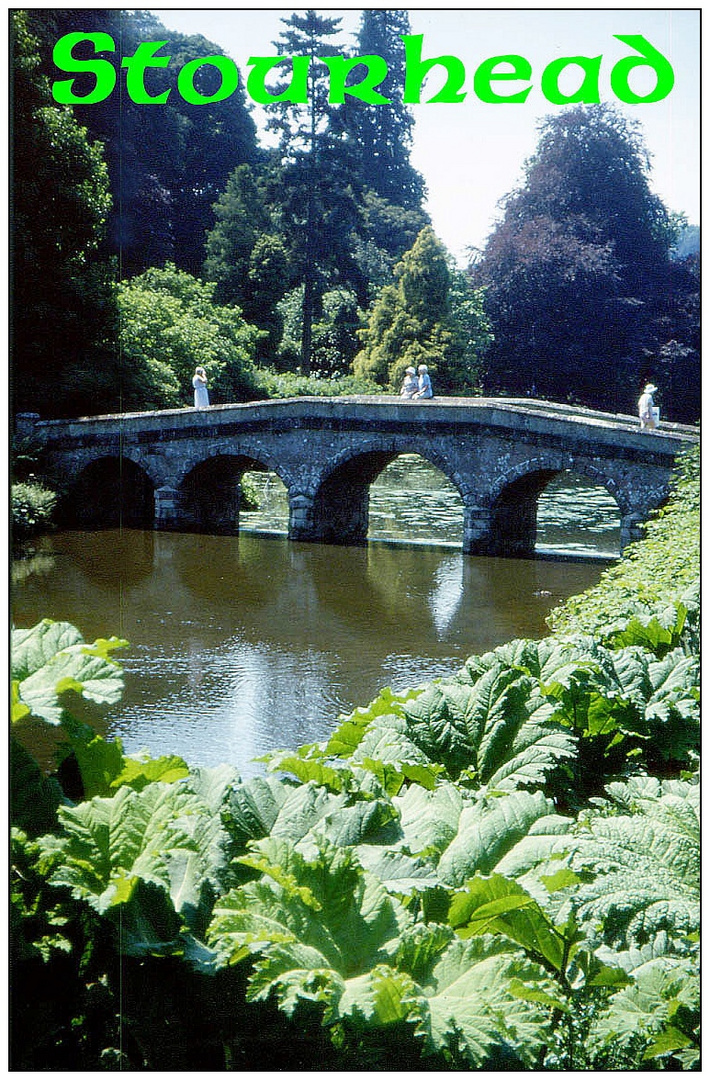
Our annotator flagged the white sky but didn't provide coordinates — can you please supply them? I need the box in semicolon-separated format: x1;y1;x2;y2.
153;6;700;262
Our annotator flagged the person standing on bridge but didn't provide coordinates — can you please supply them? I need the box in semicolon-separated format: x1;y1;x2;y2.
638;383;659;430
193;366;210;408
414;364;433;399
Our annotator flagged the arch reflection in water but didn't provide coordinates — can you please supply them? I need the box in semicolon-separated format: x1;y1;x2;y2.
428;555;465;637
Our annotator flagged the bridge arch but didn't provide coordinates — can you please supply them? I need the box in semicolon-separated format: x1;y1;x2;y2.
484;453;633;558
295;440;466;546
173;449;292;535
59;454;155;529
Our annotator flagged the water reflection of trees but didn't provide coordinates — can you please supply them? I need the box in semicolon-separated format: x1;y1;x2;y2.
12;528;607;774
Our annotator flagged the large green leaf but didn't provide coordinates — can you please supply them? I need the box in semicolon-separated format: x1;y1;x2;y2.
392;781;465;856
437;790;556;887
162;765;240;923
323;687;423;754
222;774;289;849
398;663;576;790
44;782;204;913
588;956;699;1067
462;636;594;688
208;836;414;1026
448;873;568;974
549;779;700;951
414;936;559;1067
42;767;238;931
11;619;83;681
12;619;127;725
208;837;560;1064
70;731;190;798
354;846;440;894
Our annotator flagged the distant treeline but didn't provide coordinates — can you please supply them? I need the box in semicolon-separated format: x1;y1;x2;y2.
11;9;699;423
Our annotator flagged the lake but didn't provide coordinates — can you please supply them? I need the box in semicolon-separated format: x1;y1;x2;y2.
12;456;618;777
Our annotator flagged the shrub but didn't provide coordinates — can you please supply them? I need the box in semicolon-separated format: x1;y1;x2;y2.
548;445;700;640
12;480;57;540
254;369;383;399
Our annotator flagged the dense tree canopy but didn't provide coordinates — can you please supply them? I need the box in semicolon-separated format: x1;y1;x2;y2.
117;265;261;410
26;9;259;276
11;10;118;419
11;13;697;421
473;104;699;421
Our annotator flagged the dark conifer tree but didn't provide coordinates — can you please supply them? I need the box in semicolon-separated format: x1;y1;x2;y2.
473;104;698;421
346;9;426;211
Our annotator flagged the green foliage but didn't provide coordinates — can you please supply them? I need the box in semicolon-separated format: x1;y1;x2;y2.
117;263;262;409
473;104;699;421
26;9;259;280
11;447;700;1070
549;447;700;642
12;480;58;540
354;227;491;393
11;10;118;420
255;368;382;399
277;284;366;376
12;619;127;726
203;165;291;364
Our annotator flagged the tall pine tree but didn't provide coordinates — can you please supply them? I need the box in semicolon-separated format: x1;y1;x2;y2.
265;11;361;373
346;10;425;210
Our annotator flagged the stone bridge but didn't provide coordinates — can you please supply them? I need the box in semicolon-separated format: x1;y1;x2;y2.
25;396;698;558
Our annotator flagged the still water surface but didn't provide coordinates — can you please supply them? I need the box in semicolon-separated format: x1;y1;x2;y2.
12;458;618;777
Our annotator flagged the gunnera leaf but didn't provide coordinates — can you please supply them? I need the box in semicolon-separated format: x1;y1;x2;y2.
208;836;411;1005
437;790;557;888
587;956;699;1067
42;780;215;915
552;778;700;951
12;619;127;725
414;935;559;1068
399;663;575;789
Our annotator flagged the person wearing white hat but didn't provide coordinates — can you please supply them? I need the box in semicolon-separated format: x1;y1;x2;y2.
638;383;659;430
193;366;210;408
400;366;419;398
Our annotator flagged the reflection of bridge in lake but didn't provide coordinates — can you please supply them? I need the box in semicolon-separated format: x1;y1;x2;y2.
26;396;698;558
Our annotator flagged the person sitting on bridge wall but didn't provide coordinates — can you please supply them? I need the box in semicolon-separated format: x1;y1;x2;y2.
400;367;419;398
414;364;433;399
193;366;210;409
638;383;659;430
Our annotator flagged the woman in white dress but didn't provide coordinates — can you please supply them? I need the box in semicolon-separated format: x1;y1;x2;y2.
637;382;658;430
400;367;418;398
193;366;209;408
